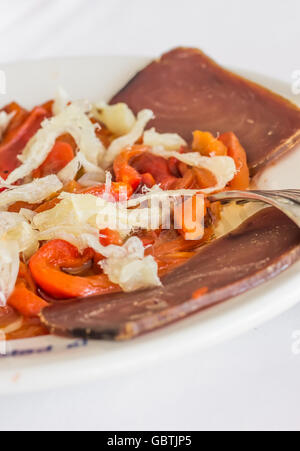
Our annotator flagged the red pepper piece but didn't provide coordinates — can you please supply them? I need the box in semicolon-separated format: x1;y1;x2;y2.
29;240;119;299
219;132;250;190
82;181;133;201
113;146;147;191
132;152;178;190
32;141;74;178
0;106;49;179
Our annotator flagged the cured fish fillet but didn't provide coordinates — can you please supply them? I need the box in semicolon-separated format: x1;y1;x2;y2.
110;47;300;175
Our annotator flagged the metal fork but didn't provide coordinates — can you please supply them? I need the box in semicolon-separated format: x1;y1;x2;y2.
208;190;300;228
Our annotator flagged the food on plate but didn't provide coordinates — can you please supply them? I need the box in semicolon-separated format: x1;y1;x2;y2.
111;47;300;175
0;47;299;342
0;91;247;340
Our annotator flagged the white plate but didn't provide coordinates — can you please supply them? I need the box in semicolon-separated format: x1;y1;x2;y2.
0;55;299;395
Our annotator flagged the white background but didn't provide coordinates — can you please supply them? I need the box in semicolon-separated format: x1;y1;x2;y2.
0;0;300;431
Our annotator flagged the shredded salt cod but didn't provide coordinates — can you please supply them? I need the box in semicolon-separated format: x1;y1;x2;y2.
0;212;38;305
93;102;136;136
0;175;63;210
144;128;187;150
102;109;154;168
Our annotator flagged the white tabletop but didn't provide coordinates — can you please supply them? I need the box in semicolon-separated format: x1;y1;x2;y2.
0;0;300;431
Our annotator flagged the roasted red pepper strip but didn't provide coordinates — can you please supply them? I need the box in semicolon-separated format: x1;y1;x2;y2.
32;141;74;178
167;157;181;177
56;133;77;151
219;132;250;190
0;106;49;178
114;146;207;191
141;172;156;188
113;146;147;190
193;167;217;189
8;283;48;318
29;240;119;299
132;152;178;190
82;182;133;201
192;131;228;156
171;169;196;190
99;228;123;246
1;102;29;142
39;100;54;116
7;262;48;317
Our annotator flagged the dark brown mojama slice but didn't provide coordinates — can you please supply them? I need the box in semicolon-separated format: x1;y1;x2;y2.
41;208;300;340
110;47;300;175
